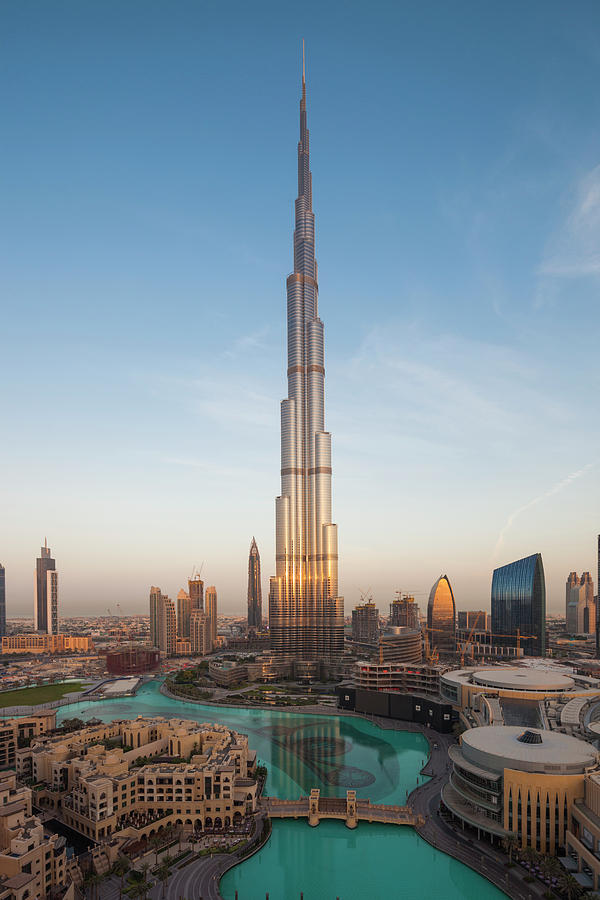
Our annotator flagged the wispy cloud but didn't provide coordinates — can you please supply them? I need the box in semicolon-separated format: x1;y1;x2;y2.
492;462;597;560
334;323;557;453
224;326;270;359
538;164;600;281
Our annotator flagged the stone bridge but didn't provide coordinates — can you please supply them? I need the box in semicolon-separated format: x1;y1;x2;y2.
264;789;424;829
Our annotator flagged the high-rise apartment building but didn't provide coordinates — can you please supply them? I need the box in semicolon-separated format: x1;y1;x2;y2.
247;538;262;631
149;586;176;655
149;586;162;648
188;575;204;613
427;575;456;656
177;589;192;638
206;586;217;649
389;594;419;629
491;553;546;656
0;564;5;639
34;539;57;634
190;610;212;655
159;596;176;656
352;601;379;644
457;610;489;631
268;52;344;661
566;572;595;635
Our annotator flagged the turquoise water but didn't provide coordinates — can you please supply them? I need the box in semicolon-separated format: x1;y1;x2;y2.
58;681;505;900
221;819;506;900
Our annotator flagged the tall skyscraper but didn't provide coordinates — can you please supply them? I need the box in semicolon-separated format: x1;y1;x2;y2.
159;596;177;656
188;575;204;613
268;49;344;661
597;533;600;657
46;571;59;635
491;553;546;656
566;572;595;635
206;586;217;649
390;594;420;629
247;538;262;631
0;564;5;639
149;586;176;655
177;589;192;638
427;575;456;655
352;601;379;644
149;586;162;648
34;539;57;634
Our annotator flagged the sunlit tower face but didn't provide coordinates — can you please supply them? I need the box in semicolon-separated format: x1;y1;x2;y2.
268;50;344;661
427;575;456;656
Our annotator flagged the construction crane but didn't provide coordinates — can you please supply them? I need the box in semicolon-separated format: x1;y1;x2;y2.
428;623;538;665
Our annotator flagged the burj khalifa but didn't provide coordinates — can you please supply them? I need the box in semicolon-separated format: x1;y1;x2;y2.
269;50;344;660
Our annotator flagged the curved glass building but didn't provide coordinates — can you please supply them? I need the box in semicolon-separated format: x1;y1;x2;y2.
491;553;546;656
427;575;456;655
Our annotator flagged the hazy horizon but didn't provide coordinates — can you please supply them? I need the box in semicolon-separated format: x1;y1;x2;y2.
1;1;599;620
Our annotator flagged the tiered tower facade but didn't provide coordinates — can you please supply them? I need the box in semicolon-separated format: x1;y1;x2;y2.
269;52;344;660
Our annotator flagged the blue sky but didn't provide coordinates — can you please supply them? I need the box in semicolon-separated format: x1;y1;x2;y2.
1;0;599;617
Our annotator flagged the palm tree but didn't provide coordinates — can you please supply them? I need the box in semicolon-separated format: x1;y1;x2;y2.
150;835;163;865
126;882;149;900
113;858;131;900
84;872;102;900
539;855;556;884
156;860;171;899
560;872;582;900
522;846;540;868
502;832;519;865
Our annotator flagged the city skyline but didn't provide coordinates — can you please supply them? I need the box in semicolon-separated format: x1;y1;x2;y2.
1;2;599;617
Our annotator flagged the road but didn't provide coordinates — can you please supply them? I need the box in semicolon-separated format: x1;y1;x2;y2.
97;814;268;900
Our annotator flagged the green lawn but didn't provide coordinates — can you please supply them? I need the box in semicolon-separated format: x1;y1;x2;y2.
0;681;86;709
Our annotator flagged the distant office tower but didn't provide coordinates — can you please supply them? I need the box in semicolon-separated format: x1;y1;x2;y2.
268;52;344;661
188;575;204;613
149;586;162;648
0;564;5;638
34;539;57;634
457;610;489;631
352;601;379;644
566;572;595;634
389;594;419;629
206;586;217;649
247;538;262;631
427;575;456;655
190;610;212;655
177;589;192;638
491;553;546;656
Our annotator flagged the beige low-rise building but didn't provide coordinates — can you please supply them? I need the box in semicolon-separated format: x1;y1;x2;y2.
1;635;94;655
18;717;257;844
0;714;56;772
566;771;600;891
0;771;67;900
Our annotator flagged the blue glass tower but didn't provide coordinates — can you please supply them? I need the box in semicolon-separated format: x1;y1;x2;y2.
491;553;546;656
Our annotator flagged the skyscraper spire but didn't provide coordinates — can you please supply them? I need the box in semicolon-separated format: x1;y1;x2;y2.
268;51;344;661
